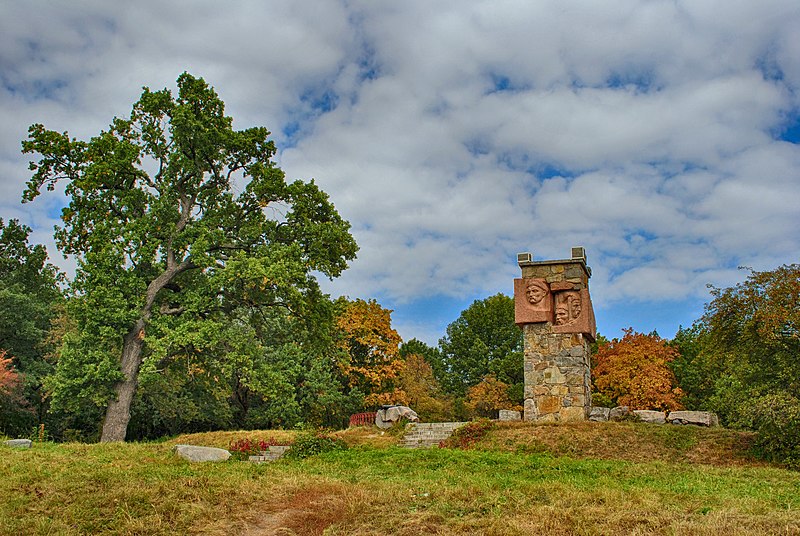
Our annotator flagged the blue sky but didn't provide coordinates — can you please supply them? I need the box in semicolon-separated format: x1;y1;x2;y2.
1;1;799;346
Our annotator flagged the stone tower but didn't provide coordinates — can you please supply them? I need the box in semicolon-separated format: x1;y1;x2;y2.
515;248;596;422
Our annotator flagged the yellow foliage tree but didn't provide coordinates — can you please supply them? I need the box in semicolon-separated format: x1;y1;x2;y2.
335;298;406;407
398;353;454;421
592;329;684;411
465;375;522;418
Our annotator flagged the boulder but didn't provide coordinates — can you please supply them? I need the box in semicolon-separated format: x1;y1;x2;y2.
498;409;522;421
667;411;719;427
4;439;32;448
173;444;231;462
588;407;610;422
376;405;420;429
633;410;666;424
609;406;631;421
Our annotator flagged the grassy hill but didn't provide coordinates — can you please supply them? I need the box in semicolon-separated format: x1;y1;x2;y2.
2;422;798;535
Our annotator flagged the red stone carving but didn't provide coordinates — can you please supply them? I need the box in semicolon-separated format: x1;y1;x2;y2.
552;288;596;341
514;278;552;325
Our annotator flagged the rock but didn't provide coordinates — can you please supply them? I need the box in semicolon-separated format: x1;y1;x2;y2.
588;407;610;422
4;439;32;448
633;410;666;424
173;444;231;462
609;406;631;421
667;411;719;427
375;405;420;428
498;409;522;421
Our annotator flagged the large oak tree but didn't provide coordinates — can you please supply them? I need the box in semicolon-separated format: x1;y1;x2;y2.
22;73;357;441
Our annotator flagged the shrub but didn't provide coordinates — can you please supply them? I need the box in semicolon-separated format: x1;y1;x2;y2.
439;418;495;449
285;430;347;459
228;437;280;461
750;393;800;469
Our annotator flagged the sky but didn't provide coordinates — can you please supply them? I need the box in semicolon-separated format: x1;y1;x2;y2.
1;1;799;346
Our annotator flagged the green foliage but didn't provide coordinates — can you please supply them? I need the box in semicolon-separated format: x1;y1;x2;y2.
284;429;348;459
439;418;495;449
0;219;62;436
438;294;523;398
22;72;357;441
692;265;800;426
668;324;717;410
750;393;800;469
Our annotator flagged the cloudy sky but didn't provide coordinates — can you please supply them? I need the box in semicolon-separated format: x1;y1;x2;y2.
2;1;799;345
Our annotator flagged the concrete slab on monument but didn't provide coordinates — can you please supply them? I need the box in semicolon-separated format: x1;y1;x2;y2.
173;444;231;462
633;410;666;424
667;411;719;427
4;439;32;448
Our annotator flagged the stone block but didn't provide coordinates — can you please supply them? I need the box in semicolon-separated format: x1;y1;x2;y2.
559;406;586;422
543;366;566;384
667;411;719;427
589;407;610;422
633;410;666;424
498;410;522;421
609;406;631;421
173;444;231;462
537;396;562;414
524;398;537;421
4;439;32;448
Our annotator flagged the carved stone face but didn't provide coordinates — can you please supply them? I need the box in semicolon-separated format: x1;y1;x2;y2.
569;296;581;319
555;306;569;325
525;284;547;305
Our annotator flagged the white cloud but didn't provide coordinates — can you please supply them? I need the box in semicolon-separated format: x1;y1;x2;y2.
2;0;799;340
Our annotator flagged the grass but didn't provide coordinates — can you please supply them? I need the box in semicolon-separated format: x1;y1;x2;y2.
1;422;798;535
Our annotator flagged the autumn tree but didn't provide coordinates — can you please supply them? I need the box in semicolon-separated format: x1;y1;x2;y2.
438;294;523;399
696;265;800;425
0;351;20;397
396;352;454;421
592;329;684;411
335;298;406;407
0;350;27;435
465;375;522;418
23;73;357;441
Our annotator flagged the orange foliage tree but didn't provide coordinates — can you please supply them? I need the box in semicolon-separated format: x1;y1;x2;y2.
465;375;522;418
0;350;21;397
398;353;453;421
335;298;406;407
592;329;684;411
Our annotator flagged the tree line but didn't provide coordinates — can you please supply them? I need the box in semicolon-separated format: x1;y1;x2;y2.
0;73;797;466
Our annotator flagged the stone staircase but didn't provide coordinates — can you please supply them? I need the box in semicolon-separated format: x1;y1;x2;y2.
400;422;468;449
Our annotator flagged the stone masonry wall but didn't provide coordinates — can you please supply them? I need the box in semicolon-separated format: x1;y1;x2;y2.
523;323;591;422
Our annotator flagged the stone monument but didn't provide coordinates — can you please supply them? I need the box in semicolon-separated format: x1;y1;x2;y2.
515;247;596;422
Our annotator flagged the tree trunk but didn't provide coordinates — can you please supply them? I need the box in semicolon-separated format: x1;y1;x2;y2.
100;319;146;442
98;259;193;442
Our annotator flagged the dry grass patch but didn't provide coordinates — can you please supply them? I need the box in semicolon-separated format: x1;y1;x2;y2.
482;421;764;467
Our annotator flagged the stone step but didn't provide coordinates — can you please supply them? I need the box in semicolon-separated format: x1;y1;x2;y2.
400;422;468;449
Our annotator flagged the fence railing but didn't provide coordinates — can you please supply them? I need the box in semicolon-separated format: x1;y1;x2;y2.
348;412;377;427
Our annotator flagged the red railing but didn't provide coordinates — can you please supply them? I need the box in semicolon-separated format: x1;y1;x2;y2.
349;412;377;427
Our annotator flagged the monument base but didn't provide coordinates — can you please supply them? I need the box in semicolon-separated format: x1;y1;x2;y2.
522;323;591;422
